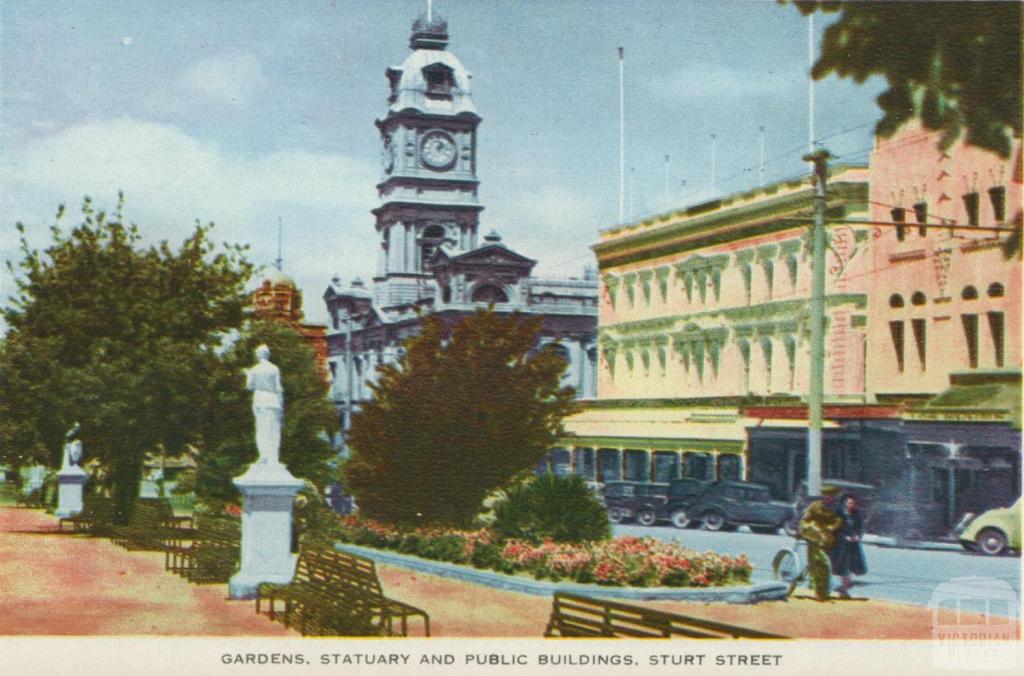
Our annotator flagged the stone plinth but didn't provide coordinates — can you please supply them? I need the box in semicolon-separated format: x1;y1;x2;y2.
54;465;88;518
228;461;304;599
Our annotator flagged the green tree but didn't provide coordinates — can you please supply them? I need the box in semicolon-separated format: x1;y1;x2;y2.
792;1;1021;158
195;319;339;501
1;196;253;522
342;308;576;528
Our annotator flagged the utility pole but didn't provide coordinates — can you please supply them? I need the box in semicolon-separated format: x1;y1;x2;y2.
804;148;830;497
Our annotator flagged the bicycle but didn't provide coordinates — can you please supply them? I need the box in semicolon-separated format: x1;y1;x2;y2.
771;536;832;598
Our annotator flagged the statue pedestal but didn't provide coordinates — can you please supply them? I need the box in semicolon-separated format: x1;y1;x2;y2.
228;461;304;599
54;465;88;518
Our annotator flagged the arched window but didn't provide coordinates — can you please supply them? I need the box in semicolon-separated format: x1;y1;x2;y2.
911;291;927;306
471;284;508;303
962;285;978;301
988;283;1005;298
422;63;454;98
420;224;446;268
889;294;905;309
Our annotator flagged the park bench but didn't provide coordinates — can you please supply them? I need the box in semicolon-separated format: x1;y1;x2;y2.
164;514;240;583
257;547;430;637
57;496;115;536
544;592;788;639
110;498;194;551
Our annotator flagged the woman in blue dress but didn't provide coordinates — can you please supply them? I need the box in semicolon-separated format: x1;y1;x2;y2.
832;495;868;598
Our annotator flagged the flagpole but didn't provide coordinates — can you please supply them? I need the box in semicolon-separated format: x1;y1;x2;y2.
618;47;625;223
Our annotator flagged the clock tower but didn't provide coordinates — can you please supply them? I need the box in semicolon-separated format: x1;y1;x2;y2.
372;13;482;310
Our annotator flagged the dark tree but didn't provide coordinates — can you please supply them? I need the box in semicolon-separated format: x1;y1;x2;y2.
793;1;1021;157
196;320;339;501
1;196;253;522
342;308;576;528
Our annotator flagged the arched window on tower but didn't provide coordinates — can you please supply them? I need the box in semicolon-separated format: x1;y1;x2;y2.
471;284;508;304
422;63;454;98
420;225;446;270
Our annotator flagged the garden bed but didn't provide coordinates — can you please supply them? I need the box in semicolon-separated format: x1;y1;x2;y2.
322;516;757;590
336;542;787;603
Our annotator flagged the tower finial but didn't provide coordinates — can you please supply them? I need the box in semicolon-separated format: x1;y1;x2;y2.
275;216;283;271
411;5;448;50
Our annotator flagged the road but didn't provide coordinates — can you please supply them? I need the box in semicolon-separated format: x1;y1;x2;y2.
615;523;1021;615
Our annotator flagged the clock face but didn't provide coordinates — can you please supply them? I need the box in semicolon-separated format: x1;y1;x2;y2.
420;131;457;169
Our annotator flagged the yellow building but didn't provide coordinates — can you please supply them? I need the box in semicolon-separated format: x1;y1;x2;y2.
558;167;871;492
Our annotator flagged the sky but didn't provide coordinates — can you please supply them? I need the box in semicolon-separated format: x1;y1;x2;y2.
0;0;887;326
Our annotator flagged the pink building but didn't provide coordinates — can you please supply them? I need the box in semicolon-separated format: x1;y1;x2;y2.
867;122;1021;395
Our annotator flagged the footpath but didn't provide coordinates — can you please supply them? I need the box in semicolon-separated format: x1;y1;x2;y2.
1;507;1015;639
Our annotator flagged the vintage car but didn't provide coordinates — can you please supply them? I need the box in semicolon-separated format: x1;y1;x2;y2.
687;480;798;535
601;481;668;525
956;498;1021;556
657;478;713;528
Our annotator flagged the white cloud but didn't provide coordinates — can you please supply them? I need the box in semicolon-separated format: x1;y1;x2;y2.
646;62;797;101
178;51;268;106
0;117;379;324
486;184;601;278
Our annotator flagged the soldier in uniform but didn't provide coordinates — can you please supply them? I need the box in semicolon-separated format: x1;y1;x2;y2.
799;484;843;601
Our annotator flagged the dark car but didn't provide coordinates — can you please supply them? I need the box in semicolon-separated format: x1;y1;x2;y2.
659;478;712;528
688;480;798;535
601;481;668;525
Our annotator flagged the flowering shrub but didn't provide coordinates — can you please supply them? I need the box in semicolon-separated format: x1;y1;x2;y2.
332;516;752;588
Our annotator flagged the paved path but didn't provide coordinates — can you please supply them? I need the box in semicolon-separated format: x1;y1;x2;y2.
1;507;1015;639
615;523;1022;615
0;507;292;636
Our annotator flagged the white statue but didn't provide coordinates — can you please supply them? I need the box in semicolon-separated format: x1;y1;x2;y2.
246;344;284;464
62;422;82;470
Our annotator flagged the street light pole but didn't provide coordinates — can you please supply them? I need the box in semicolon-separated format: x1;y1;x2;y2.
804;148;830;497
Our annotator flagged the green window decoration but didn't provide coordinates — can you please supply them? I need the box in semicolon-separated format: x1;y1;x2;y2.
639;270;653;305
603;275;620;309
656;267;670;303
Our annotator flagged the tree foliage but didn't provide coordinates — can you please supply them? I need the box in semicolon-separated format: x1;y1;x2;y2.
792;1;1021;158
195;319;339;501
491;473;611;544
342;309;576;528
1;196;253;521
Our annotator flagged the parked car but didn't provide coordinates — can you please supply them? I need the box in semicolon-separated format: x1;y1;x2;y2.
688;480;798;535
659;478;712;528
955;498;1021;556
601;481;668;525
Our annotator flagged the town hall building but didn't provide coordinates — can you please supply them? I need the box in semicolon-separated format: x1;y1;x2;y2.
323;15;598;432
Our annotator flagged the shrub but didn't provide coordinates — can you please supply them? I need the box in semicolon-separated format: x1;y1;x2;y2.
491;473;611;544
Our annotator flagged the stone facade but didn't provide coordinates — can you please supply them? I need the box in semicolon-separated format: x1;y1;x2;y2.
323;15;598;434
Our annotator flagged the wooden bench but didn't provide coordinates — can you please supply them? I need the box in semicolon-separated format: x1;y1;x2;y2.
110;498;194;550
58;496;115;536
544;592;788;639
257;548;430;637
164;514;239;583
